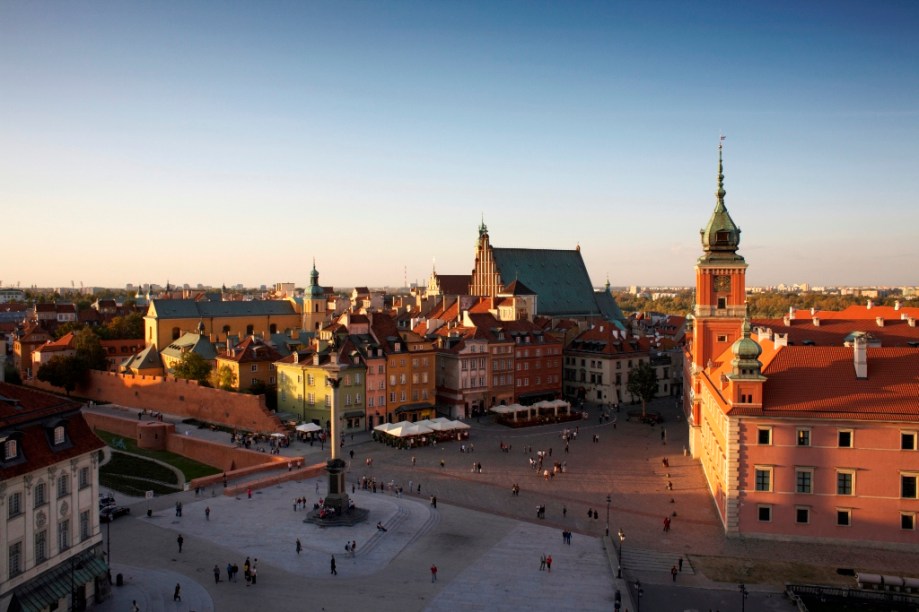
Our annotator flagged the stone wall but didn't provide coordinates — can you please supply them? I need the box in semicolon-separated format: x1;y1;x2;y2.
31;370;283;432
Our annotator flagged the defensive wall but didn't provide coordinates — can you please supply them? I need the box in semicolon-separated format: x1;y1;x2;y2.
30;370;283;432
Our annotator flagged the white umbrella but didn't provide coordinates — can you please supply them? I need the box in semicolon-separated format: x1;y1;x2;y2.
296;423;322;433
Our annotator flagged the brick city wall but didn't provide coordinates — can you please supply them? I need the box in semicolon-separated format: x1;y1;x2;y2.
30;370;283;432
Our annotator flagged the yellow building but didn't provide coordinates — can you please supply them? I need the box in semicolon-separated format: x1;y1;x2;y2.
144;299;300;349
214;336;282;391
276;346;366;431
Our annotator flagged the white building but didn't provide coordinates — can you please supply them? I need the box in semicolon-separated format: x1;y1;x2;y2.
1;383;108;611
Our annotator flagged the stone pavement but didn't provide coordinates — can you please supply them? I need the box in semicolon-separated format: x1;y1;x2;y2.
87;396;919;611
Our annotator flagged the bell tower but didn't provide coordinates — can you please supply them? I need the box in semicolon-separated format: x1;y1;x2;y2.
303;259;327;332
689;142;748;427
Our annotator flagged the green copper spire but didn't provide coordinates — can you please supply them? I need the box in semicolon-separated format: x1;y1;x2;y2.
478;214;488;238
700;139;742;259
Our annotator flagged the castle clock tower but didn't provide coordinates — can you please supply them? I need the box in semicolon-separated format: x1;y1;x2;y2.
689;143;748;423
303;259;327;332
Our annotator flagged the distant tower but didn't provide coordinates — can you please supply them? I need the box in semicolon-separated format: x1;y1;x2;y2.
689;141;748;425
303;259;327;332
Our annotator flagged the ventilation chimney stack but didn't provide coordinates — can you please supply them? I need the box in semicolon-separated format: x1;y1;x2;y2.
854;335;868;379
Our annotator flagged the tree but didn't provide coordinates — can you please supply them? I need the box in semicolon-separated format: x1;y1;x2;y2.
214;365;237;391
172;351;212;385
73;327;108;370
626;361;658;418
37;355;87;395
3;362;22;385
103;312;144;339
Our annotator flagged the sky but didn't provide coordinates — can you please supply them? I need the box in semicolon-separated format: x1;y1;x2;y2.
2;1;918;290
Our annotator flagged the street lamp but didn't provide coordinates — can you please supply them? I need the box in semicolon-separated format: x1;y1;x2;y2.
740;583;748;612
605;494;611;537
617;528;625;578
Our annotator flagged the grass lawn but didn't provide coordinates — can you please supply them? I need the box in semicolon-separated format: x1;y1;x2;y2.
100;452;181;496
94;429;222;481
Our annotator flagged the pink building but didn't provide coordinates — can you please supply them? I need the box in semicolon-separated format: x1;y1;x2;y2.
686;146;919;549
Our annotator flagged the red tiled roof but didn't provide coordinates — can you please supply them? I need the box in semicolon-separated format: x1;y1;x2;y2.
758;347;919;420
435;275;471;295
220;336;283;364
755;317;919;347
0;383;105;479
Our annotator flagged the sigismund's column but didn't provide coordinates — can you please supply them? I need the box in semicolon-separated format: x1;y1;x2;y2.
324;354;349;515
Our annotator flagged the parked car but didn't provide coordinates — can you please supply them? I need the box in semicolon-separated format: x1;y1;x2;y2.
99;505;130;523
99;494;116;509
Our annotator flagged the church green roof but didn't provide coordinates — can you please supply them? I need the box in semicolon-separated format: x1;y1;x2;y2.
491;248;601;317
149;299;297;319
700;143;743;263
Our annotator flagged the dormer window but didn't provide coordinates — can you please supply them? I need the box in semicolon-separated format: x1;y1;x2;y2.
53;425;65;446
3;439;17;460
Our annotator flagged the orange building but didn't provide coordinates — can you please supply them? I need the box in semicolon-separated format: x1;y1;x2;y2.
685;146;919;548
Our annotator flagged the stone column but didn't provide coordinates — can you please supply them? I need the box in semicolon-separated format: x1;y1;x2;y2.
324;371;349;514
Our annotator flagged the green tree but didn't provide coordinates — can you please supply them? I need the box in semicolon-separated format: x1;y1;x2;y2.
172;351;212;385
214;365;237;391
626;361;658;418
73;327;108;370
3;362;22;385
37;355;88;395
104;312;144;339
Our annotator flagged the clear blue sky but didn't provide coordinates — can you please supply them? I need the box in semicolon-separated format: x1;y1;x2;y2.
2;1;917;290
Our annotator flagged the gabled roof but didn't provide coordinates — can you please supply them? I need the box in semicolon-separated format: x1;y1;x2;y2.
161;332;218;360
594;290;627;324
491;248;600;316
219;336;283;364
148;299;297;319
122;345;163;371
435;274;471;295
501;279;536;296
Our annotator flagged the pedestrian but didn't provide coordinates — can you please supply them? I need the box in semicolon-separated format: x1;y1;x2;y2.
315;481;320;493
176;534;184;553
351;540;356;556
349;449;354;460
546;554;552;572
226;563;233;582
431;495;437;508
213;564;220;583
173;583;181;602
331;555;337;575
175;501;181;517
431;564;438;582
678;557;683;572
539;554;546;571
251;566;257;585
247;487;252;499
131;600;139;612
440;459;445;469
671;565;678;581
412;456;416;467
205;506;210;520
296;538;302;555
587;508;593;519
662;428;667;444
562;505;567;518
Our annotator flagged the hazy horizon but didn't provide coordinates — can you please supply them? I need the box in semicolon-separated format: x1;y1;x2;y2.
3;2;917;289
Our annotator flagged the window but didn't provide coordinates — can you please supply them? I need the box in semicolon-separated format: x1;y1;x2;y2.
796;429;811;447
796;507;810;524
754;467;772;492
79;467;90;489
58;519;71;551
796;469;814;494
53;425;65;445
3;439;17;460
8;491;22;518
717;297;727;309
838;430;853;448
324;396;331;408
902;432;917;450
902;513;916;530
901;474;918;499
757;505;772;522
836;470;854;496
251;364;258;372
34;482;47;507
836;509;851;526
35;530;48;563
58;474;70;498
757;428;772;445
9;541;22;577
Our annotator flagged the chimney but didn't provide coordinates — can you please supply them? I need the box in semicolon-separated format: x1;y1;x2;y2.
876;317;885;327
774;333;788;348
810;307;816;316
908;317;916;328
293;351;299;363
866;299;873;309
853;335;868;379
812;317;820;327
895;300;901;311
783;314;791;326
789;306;796;320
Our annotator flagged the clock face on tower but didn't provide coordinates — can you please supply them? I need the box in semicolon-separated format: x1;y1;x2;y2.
714;275;731;292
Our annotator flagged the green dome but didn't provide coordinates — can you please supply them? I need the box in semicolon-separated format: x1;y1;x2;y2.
700;143;742;257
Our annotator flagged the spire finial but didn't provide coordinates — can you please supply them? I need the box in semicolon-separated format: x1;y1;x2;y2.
716;135;726;204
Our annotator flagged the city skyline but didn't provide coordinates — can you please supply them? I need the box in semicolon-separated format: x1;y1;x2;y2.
2;2;918;289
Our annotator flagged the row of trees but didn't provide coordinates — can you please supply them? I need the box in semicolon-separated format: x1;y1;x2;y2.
36;328;109;395
53;311;145;340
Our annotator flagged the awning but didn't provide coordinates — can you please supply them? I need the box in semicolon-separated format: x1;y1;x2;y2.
394;402;433;415
343;410;364;419
13;552;108;612
295;423;322;433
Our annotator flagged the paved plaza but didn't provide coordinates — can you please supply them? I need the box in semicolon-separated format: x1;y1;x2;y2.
87;397;918;611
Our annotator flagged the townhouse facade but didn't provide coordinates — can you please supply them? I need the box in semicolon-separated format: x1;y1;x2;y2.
1;383;108;611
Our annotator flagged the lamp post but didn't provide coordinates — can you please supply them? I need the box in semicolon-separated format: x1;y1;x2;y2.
739;583;748;612
605;494;611;537
635;579;643;612
617;528;624;578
